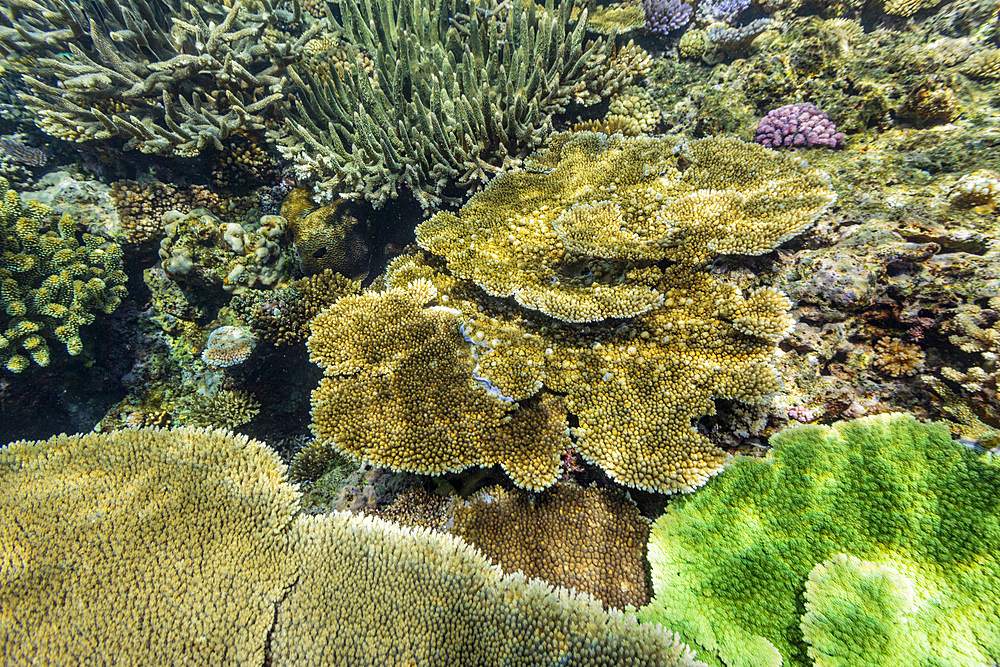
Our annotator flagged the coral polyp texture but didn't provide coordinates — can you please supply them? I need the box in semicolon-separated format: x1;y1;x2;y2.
755;103;845;150
306;133;835;494
0;0;318;156
639;414;1000;667
273;0;645;208
449;484;652;611
0;427;705;666
201;325;257;368
307;279;574;491
0;177;127;373
158;209;292;294
417;133;835;321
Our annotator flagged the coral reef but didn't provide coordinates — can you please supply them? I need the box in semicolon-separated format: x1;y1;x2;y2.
871;338;925;377
639;413;1000;667
949;170;1000;208
0;177;127;372
231;269;362;347
158;209;292;294
305;133;835;494
111;180;229;245
0;0;319;156
1;426;705;666
755;103;845;150
273;0;644;208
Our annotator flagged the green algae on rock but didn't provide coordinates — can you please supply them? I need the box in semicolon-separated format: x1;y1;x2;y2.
0;177;127;373
639;413;1000;667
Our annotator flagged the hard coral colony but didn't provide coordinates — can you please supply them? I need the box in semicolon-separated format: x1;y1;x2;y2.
2;0;1000;664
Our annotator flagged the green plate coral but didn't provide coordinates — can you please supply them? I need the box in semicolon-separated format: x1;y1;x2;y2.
0;177;127;373
639;413;1000;667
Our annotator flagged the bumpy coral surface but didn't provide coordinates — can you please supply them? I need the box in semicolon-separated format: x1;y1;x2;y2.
307;279;573;491
279;188;371;279
449;484;652;610
755;103;845;150
0;177;127;373
1;427;705;666
201;325;256;368
158;209;292;294
639;413;1000;667
418;133;835;322
643;0;694;34
305;133;835;494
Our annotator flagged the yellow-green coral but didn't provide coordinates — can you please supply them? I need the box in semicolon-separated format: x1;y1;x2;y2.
1;426;705;666
639;413;1000;667
280;188;370;279
0;177;127;373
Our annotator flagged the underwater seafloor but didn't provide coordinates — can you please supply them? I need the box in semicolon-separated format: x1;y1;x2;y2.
2;0;1000;664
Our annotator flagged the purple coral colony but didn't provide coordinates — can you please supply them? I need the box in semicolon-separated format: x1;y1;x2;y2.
3;0;1000;663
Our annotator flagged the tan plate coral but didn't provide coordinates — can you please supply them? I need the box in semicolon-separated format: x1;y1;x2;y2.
308;133;836;494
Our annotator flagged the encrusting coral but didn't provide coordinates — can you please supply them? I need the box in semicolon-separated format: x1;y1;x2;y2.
158;209;292;294
0;0;319;156
0;427;706;666
273;0;647;208
307;132;835;494
638;413;1000;667
448;484;652;611
0;177;127;373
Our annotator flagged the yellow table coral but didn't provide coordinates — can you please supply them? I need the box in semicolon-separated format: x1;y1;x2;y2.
308;133;835;494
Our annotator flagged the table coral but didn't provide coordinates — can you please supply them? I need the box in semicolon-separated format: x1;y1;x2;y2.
307;279;573;490
0;177;127;373
0;426;705;666
639;413;1000;667
417;133;834;322
306;133;835;494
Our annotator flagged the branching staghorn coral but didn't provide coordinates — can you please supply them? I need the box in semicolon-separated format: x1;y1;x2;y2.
273;0;647;208
307;133;835;494
1;426;705;666
639;413;1000;667
0;177;127;373
0;0;319;156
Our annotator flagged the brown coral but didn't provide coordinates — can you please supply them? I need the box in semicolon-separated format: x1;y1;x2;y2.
416;133;834;323
111;180;228;245
450;484;651;610
1;427;705;666
280;188;371;279
872;338;926;377
231;269;362;347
